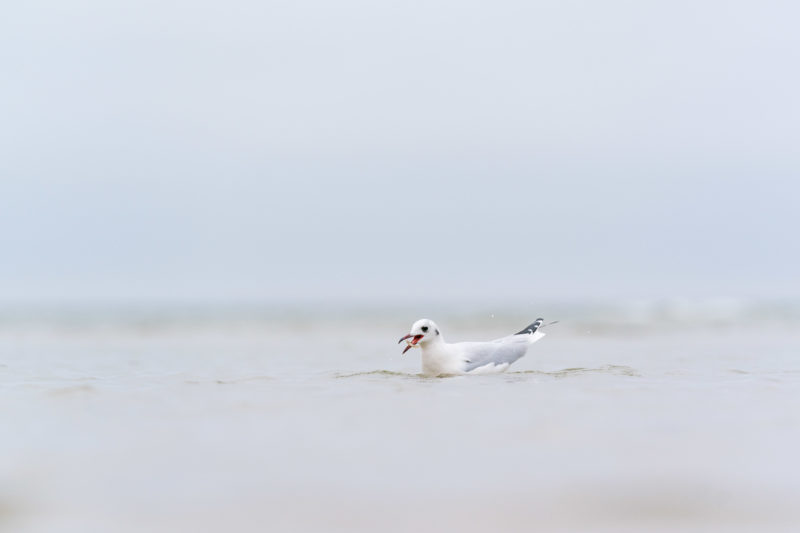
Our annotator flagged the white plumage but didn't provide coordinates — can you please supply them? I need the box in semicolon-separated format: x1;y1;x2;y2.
398;318;546;377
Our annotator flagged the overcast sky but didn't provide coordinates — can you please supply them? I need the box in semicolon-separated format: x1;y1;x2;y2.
1;0;798;305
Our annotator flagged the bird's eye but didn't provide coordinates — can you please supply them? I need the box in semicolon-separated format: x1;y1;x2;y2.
421;326;429;332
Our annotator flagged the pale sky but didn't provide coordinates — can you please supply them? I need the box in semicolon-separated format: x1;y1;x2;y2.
1;0;798;305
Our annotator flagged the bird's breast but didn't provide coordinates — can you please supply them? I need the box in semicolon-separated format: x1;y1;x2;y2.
420;344;465;376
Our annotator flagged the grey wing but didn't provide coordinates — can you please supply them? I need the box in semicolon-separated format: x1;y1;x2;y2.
462;338;530;372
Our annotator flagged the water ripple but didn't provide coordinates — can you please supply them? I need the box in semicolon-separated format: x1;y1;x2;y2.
512;364;641;378
336;365;640;380
336;370;421;379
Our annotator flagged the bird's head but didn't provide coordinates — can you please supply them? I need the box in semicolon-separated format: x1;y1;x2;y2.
398;318;440;354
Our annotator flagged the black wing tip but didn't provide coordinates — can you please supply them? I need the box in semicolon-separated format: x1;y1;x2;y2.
515;318;545;335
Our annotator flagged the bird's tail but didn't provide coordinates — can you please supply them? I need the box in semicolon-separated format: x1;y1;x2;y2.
515;318;545;335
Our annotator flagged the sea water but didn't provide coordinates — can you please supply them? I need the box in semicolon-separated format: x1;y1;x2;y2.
1;303;799;532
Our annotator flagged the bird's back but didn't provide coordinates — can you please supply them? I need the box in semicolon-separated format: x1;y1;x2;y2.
458;332;544;373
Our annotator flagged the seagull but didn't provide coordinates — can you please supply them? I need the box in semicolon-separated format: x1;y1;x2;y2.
398;318;547;376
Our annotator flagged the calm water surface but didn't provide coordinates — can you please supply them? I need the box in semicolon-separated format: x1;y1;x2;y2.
1;308;799;532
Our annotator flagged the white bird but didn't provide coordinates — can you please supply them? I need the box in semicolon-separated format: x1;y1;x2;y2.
398;318;547;376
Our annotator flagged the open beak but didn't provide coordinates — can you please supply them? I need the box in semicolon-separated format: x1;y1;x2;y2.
398;334;424;354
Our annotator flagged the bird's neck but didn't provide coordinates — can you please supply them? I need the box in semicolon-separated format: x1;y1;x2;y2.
420;335;445;350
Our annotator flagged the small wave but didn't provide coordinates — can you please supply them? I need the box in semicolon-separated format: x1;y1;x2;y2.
336;370;422;379
185;376;275;385
48;384;95;396
512;364;640;378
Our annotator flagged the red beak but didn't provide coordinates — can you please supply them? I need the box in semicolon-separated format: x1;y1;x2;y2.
398;334;424;354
